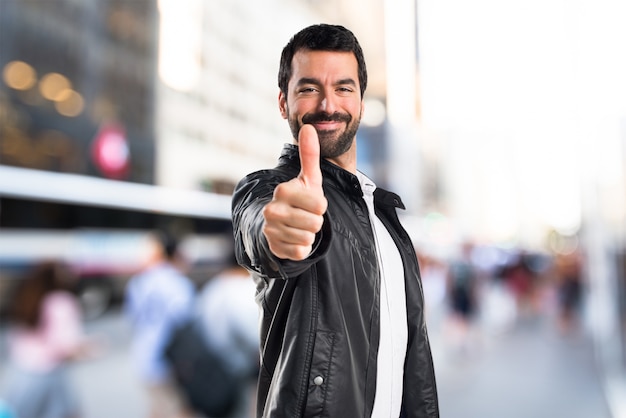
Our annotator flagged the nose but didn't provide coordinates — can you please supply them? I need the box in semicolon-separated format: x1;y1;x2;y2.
318;90;337;113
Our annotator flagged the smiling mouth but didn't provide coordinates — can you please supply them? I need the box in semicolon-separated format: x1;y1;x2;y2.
302;112;351;126
311;121;342;130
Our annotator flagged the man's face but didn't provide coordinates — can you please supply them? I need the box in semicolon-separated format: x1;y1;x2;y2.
279;50;364;159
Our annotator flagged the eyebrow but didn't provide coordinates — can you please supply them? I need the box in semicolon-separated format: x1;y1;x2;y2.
296;77;358;88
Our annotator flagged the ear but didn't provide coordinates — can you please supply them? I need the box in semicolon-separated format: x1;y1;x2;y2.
278;91;288;119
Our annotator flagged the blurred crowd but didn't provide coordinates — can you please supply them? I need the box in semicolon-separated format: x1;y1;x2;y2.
0;231;259;418
418;238;585;357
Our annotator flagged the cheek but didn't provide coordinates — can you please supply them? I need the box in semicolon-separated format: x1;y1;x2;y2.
335;98;362;119
286;100;307;121
352;101;364;116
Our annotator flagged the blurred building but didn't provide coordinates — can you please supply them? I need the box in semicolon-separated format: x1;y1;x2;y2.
154;0;395;194
0;0;415;197
155;0;305;192
0;0;163;234
0;0;158;183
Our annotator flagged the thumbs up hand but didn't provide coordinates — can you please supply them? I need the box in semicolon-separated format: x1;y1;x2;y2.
262;125;328;260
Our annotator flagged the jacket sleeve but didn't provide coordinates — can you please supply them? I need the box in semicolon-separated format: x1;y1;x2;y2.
231;171;331;280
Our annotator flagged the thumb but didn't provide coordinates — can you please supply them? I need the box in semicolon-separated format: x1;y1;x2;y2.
298;124;323;188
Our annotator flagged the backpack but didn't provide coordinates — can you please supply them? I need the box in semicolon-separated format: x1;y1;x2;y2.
164;318;242;417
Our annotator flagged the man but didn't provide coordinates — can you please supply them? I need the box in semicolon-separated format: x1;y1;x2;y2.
232;24;439;417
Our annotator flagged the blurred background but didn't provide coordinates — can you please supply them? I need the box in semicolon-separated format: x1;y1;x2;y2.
0;0;625;417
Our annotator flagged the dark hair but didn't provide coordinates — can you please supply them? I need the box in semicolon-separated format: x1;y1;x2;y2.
155;230;180;260
6;261;75;328
278;24;368;98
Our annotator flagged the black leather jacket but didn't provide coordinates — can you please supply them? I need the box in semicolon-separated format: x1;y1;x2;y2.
232;144;439;418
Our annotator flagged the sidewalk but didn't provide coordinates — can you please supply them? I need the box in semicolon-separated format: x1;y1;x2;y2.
430;313;613;418
0;308;615;418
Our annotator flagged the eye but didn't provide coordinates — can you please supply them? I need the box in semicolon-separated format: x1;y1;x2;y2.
337;86;355;94
298;87;318;94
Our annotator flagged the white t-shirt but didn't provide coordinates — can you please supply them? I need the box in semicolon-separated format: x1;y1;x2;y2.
357;171;408;418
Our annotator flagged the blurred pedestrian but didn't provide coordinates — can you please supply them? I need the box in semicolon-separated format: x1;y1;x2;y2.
417;250;448;330
554;248;584;334
444;242;479;354
195;251;260;418
124;231;195;418
1;260;97;418
231;24;438;417
501;251;536;318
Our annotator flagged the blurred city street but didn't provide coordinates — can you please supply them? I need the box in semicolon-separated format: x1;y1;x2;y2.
1;305;612;418
1;0;626;417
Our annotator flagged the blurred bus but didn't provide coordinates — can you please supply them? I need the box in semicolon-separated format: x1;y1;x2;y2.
0;165;233;319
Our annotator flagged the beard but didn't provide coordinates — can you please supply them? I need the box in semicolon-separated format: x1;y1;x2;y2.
287;109;361;159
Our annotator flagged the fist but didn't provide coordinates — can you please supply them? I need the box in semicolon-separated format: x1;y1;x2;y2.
262;125;328;260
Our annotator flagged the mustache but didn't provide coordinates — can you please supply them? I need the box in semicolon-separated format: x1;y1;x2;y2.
302;112;351;125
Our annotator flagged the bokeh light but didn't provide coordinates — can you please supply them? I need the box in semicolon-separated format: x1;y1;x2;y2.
39;72;72;101
2;61;37;91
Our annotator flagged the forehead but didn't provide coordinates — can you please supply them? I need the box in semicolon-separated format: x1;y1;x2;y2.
289;49;359;85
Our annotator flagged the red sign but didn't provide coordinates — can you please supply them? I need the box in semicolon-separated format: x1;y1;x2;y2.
91;124;130;179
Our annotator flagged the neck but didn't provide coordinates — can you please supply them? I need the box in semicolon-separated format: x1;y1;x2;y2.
326;141;357;174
